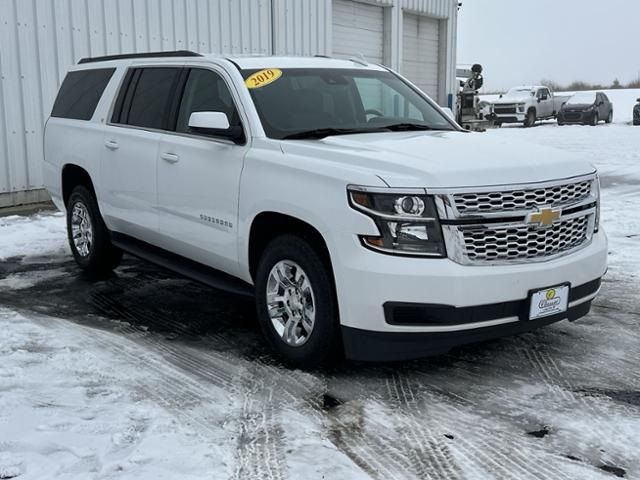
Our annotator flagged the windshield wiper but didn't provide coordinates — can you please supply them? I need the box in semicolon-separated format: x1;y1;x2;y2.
381;123;448;132
282;127;387;140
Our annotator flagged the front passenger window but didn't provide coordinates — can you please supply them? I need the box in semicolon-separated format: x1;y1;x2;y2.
176;69;241;135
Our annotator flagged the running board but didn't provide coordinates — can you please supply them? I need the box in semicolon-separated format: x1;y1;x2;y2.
111;232;254;297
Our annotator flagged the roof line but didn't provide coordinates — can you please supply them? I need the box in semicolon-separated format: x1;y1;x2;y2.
78;50;202;64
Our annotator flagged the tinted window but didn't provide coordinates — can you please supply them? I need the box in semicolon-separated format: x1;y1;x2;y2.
125;68;182;129
51;68;115;120
176;69;241;134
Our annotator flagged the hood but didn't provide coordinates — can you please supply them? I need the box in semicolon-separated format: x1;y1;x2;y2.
280;131;595;189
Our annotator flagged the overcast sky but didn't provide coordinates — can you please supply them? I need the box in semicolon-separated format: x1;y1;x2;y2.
457;0;639;91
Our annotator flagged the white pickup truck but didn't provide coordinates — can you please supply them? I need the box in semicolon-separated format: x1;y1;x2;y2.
43;53;606;367
491;86;570;127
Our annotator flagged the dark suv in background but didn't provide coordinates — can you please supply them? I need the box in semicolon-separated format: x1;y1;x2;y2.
558;91;613;126
634;98;640;126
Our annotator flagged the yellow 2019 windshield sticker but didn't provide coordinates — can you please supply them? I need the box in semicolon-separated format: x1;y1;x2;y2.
245;68;282;89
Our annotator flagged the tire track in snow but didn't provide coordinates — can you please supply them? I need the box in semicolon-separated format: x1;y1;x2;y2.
385;372;463;480
516;339;635;469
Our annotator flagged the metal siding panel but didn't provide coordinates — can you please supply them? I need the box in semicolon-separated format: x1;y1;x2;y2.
272;0;330;56
1;0;28;192
16;0;44;189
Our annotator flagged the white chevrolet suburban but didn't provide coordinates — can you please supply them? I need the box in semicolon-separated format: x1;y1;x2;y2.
491;86;570;127
43;51;607;367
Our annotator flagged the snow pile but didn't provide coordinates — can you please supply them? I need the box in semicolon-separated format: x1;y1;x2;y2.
0;212;68;261
0;309;228;479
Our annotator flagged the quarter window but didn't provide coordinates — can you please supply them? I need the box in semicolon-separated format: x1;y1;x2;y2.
124;68;182;130
51;68;115;120
176;69;241;135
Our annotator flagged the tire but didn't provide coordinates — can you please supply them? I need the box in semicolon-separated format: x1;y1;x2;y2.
557;120;565;126
66;185;122;275
255;235;340;368
605;111;613;124
524;109;536;128
591;112;599;126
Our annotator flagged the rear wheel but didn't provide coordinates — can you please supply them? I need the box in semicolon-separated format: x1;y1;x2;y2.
524;109;536;128
66;185;122;275
255;235;340;368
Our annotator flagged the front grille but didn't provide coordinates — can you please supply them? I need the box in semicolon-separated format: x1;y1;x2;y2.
564;112;582;121
438;175;599;265
460;215;590;263
453;180;592;215
494;104;516;114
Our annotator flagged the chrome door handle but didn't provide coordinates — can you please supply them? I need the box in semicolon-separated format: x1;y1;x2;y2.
105;139;119;150
160;152;180;164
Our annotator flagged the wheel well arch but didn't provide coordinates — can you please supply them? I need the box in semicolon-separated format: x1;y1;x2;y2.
61;164;95;207
248;212;333;281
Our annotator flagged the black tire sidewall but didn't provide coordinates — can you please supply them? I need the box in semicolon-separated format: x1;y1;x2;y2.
255;235;339;368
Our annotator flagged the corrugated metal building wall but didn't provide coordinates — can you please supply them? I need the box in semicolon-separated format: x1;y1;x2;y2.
0;0;458;207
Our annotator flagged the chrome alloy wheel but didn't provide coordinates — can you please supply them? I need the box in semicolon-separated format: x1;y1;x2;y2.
71;202;93;257
266;260;316;347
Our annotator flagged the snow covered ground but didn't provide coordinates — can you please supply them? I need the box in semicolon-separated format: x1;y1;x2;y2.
1;122;639;479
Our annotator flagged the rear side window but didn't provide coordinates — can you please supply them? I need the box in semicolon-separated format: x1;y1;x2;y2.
120;68;182;130
51;68;115;120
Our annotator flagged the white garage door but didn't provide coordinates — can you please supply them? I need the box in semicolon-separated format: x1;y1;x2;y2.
402;13;440;101
332;0;384;64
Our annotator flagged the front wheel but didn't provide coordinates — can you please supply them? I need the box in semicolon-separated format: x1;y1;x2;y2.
591;112;600;126
524;109;536;128
255;235;340;368
66;185;122;275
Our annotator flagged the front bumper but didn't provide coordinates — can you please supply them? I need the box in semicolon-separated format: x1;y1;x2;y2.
558;110;595;124
490;113;526;124
330;230;608;361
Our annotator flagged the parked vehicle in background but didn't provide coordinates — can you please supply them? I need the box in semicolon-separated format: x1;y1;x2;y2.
43;52;607;367
490;86;570;128
634;98;640;125
558;92;613;126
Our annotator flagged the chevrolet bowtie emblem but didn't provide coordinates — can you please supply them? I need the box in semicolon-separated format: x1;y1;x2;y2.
527;208;562;227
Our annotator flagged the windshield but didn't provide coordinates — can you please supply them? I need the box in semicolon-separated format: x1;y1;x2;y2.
241;68;455;139
567;92;597;105
505;87;534;97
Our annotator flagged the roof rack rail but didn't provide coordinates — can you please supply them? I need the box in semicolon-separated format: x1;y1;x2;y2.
78;50;202;64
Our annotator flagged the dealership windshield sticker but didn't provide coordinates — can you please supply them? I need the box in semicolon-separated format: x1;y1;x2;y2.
245;68;282;89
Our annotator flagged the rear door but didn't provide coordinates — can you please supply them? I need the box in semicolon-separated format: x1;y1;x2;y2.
155;67;249;277
101;66;183;240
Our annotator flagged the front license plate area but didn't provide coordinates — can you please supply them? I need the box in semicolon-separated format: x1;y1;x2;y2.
529;285;569;320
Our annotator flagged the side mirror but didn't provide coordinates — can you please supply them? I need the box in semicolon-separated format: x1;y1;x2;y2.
188;111;244;144
189;111;230;130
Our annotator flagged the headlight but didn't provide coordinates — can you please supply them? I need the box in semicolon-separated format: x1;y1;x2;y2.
593;175;601;233
517;103;526;112
348;186;446;257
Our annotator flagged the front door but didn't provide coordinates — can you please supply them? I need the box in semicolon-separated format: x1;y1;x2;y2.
156;67;248;277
